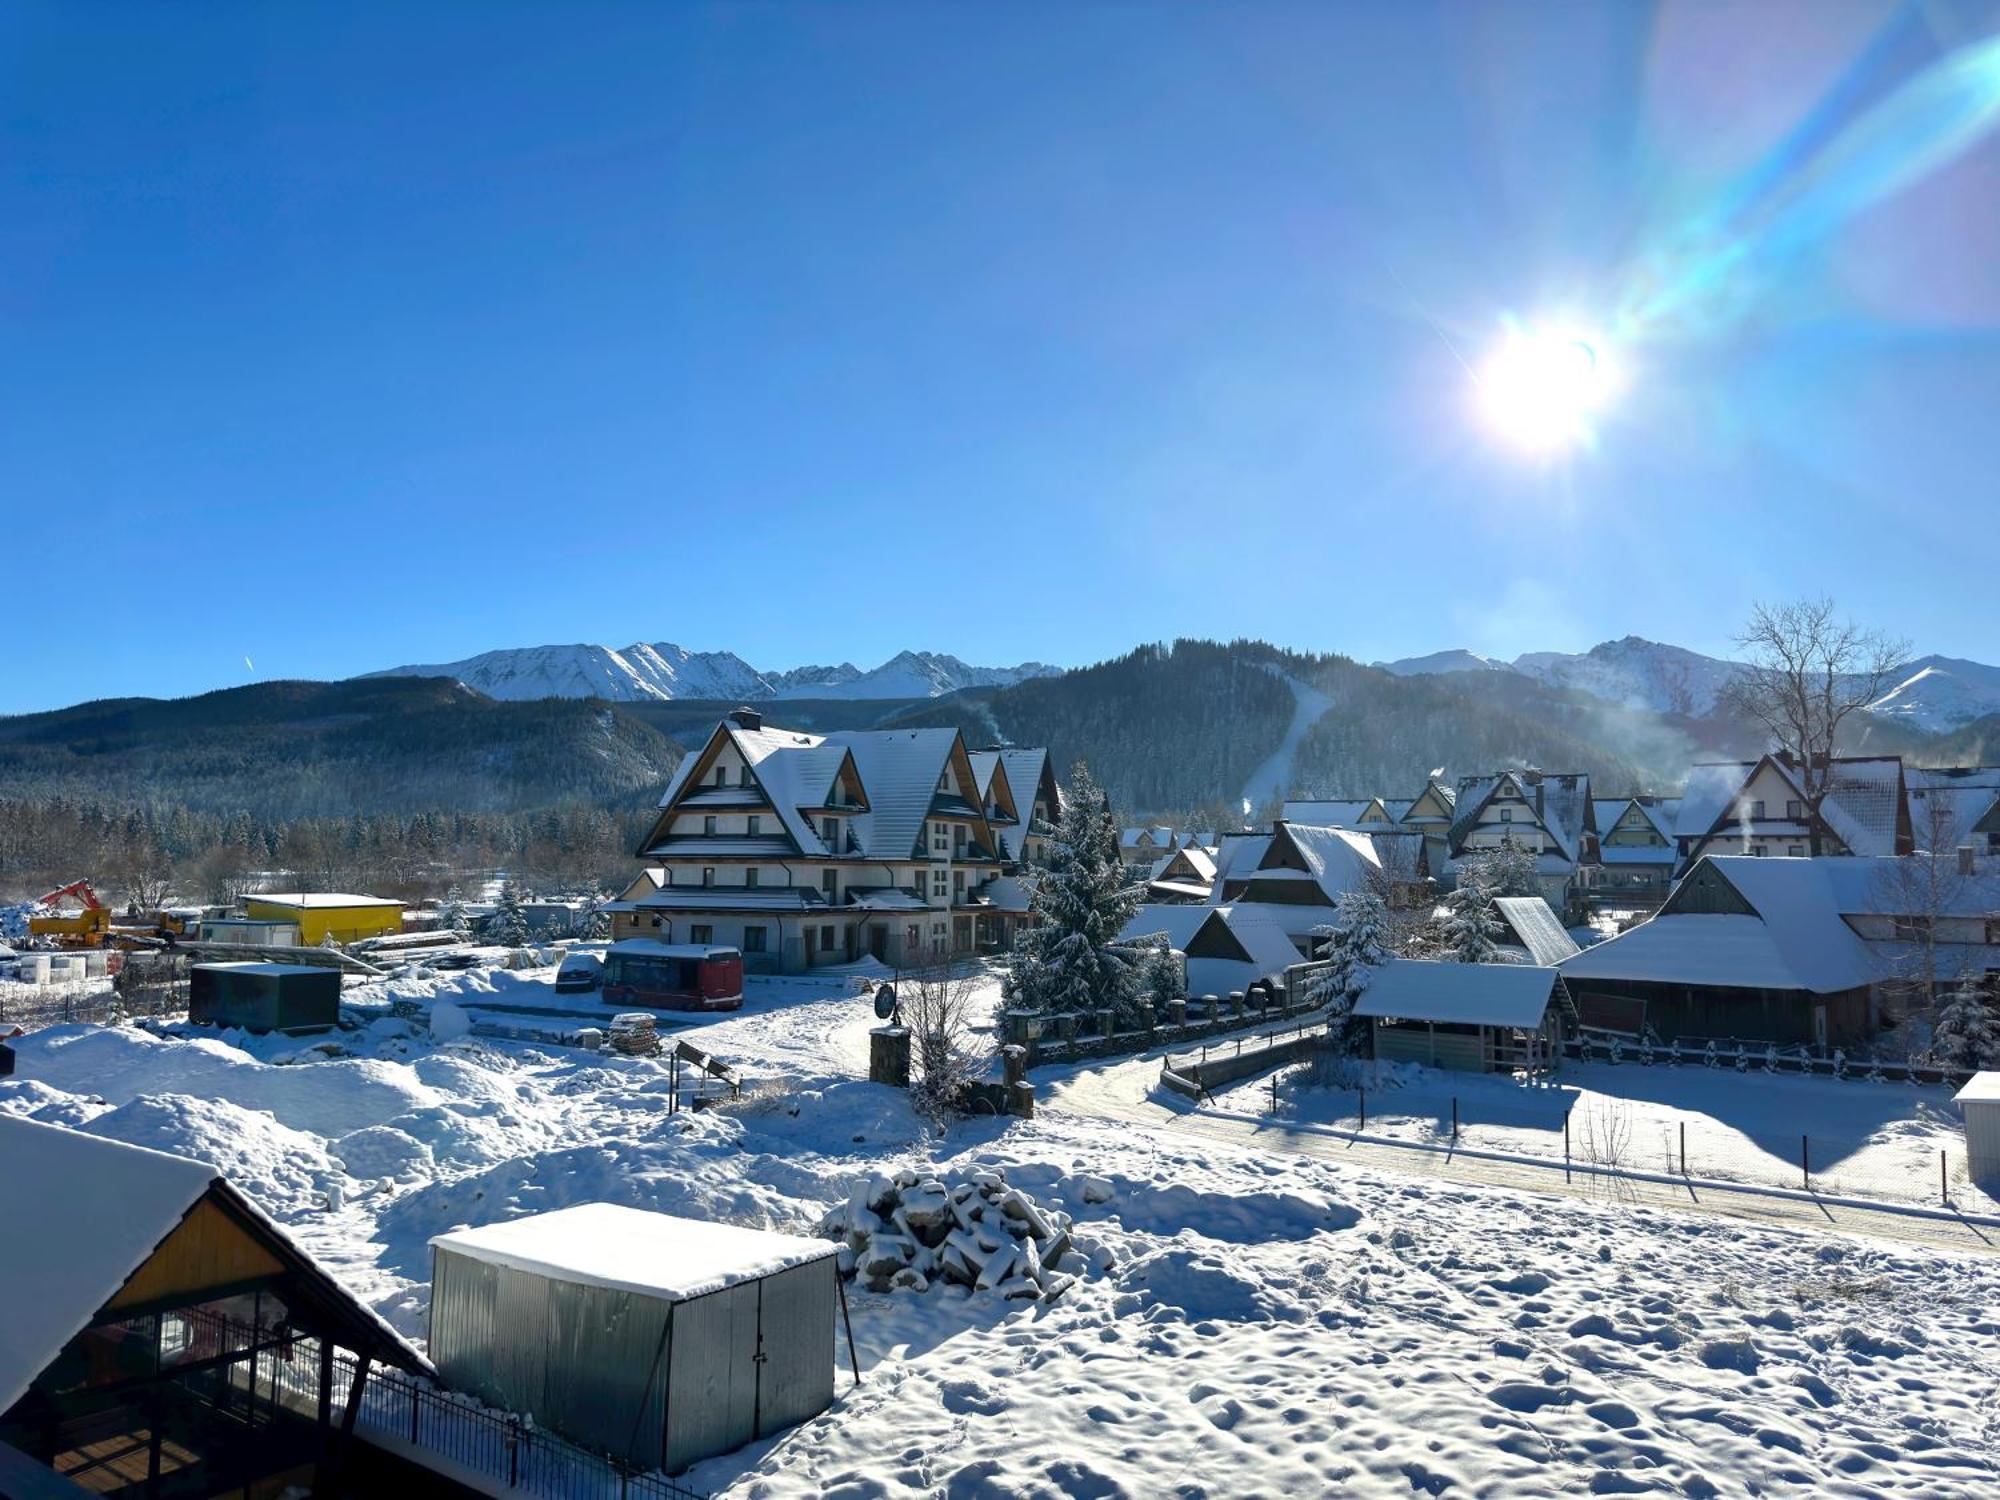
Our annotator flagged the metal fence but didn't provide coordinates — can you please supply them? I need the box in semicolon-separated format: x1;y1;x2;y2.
314;1343;708;1500
1264;1070;1984;1210
0;975;183;1031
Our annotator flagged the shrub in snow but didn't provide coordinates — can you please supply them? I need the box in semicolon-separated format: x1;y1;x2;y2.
577;893;611;941
1455;836;1540;900
1931;980;2000;1072
818;1166;1091;1301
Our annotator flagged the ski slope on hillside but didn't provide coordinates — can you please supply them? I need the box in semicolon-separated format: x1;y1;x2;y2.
1240;668;1333;814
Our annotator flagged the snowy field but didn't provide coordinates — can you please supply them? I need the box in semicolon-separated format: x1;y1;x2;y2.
1210;1055;1995;1210
3;962;1998;1496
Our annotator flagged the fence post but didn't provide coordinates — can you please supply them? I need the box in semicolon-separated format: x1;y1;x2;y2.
1679;1120;1686;1177
410;1380;420;1443
1801;1134;1810;1191
508;1417;520;1487
1563;1116;1570;1183
1451;1096;1459;1143
1272;1071;1279;1117
1941;1150;1948;1205
1358;1087;1365;1132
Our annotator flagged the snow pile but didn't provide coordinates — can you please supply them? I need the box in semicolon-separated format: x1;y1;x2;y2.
818;1167;1088;1300
84;1094;340;1216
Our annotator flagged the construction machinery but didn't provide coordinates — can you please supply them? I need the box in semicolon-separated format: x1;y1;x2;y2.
27;880;113;948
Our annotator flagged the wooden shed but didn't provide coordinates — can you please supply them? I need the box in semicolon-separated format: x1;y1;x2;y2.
429;1203;839;1474
1353;958;1575;1073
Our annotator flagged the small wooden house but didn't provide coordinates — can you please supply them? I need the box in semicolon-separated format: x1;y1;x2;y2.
1353;958;1575;1073
0;1117;436;1497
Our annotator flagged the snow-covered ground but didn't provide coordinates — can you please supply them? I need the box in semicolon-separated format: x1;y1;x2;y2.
5;966;1999;1496
1211;1056;1997;1211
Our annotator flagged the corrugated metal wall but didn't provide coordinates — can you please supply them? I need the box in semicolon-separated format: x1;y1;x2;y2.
431;1244;836;1474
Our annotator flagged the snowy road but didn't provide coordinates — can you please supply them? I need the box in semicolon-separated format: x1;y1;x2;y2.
1042;1054;2000;1260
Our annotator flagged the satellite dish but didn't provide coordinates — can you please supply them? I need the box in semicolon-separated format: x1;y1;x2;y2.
872;983;898;1021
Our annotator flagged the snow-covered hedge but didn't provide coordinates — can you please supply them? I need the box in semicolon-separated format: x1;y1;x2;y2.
818;1166;1096;1301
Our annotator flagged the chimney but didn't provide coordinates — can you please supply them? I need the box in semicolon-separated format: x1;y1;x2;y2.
727;705;763;732
1960;845;1977;877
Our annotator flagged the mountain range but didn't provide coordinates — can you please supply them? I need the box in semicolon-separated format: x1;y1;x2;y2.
364;642;1060;703
1375;637;2000;734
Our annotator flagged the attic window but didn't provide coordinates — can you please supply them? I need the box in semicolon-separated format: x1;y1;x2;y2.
1499;809;1513;823
1787;800;1803;820
740;765;752;787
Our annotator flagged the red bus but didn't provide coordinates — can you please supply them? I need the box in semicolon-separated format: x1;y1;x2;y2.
599;940;744;1012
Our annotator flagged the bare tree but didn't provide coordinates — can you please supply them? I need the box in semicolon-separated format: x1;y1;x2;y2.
1718;598;1908;856
899;961;983;1128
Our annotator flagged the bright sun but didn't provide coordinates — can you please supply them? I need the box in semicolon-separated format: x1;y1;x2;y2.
1474;324;1619;455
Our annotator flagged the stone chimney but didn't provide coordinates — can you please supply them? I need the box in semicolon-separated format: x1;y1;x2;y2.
727;705;763;731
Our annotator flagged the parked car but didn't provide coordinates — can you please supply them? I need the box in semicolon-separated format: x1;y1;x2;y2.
554;952;603;993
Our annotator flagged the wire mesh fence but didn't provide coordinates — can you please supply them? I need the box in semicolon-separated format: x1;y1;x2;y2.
1247;1065;1992;1213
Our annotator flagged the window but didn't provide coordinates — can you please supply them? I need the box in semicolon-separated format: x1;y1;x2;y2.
953;870;965;896
1751;800;1766;819
1987;919;2000;945
1499;809;1513;823
739;765;752;787
741;926;766;954
704;815;717;835
714;765;727;785
1786;800;1803;820
1787;846;1805;858
822;870;838;901
819;925;836;952
906;923;922;949
933;869;948;895
824;818;839;847
1749;845;1766;857
1891;915;1933;941
649;915;663;929
690;924;713;945
745;868;760;888
747;814;761;836
702;867;715;887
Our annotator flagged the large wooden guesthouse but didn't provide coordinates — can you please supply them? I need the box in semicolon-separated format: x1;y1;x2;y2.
610;708;1059;973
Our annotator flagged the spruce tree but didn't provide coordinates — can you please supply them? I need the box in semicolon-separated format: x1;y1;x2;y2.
1009;762;1148;1022
1308;888;1390;1047
1460;835;1539;900
439;884;468;934
578;891;611;941
488;880;530;947
1438;873;1502;964
1932;980;2000;1072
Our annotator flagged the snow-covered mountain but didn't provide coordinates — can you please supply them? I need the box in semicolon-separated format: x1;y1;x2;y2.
364;642;1058;703
1375;649;1513;677
1863;656;2000;734
1377;637;2000;731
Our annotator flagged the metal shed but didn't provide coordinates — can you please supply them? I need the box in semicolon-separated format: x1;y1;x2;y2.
1957;1072;2000;1183
188;961;341;1033
428;1203;838;1474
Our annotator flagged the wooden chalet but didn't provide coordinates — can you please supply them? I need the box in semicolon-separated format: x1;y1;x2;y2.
0;1117;446;1499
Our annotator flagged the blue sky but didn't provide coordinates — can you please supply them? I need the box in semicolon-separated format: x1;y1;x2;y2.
4;1;1998;713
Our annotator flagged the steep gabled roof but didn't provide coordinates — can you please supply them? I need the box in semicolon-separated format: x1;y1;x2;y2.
1450;771;1593;862
1263;822;1384;902
825;726;970;861
1492;896;1582;966
0;1117;430;1414
1282;799;1382;828
1676;755;1905;857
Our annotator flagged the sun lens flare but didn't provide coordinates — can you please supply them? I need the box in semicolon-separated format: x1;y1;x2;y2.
1474;324;1619;456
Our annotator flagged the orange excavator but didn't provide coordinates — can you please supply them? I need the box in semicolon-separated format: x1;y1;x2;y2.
27;879;113;948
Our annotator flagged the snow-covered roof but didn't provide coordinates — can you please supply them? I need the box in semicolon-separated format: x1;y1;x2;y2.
191;961;332;978
1491;897;1581;966
1268;823;1383;899
247;892;400;909
1675;762;1752;841
981;875;1036;913
0;1116;427;1414
1209;832;1272;894
1560;913;1854;992
1146;880;1214;902
431;1203;835;1303
1170;846;1218;882
1282;799;1380;828
1956;1072;2000;1105
996;748;1054;859
1906;767;2000;851
610;939;741;958
1676;756;1905;857
1352;958;1566;1028
825;727;964;861
1450;771;1592;862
